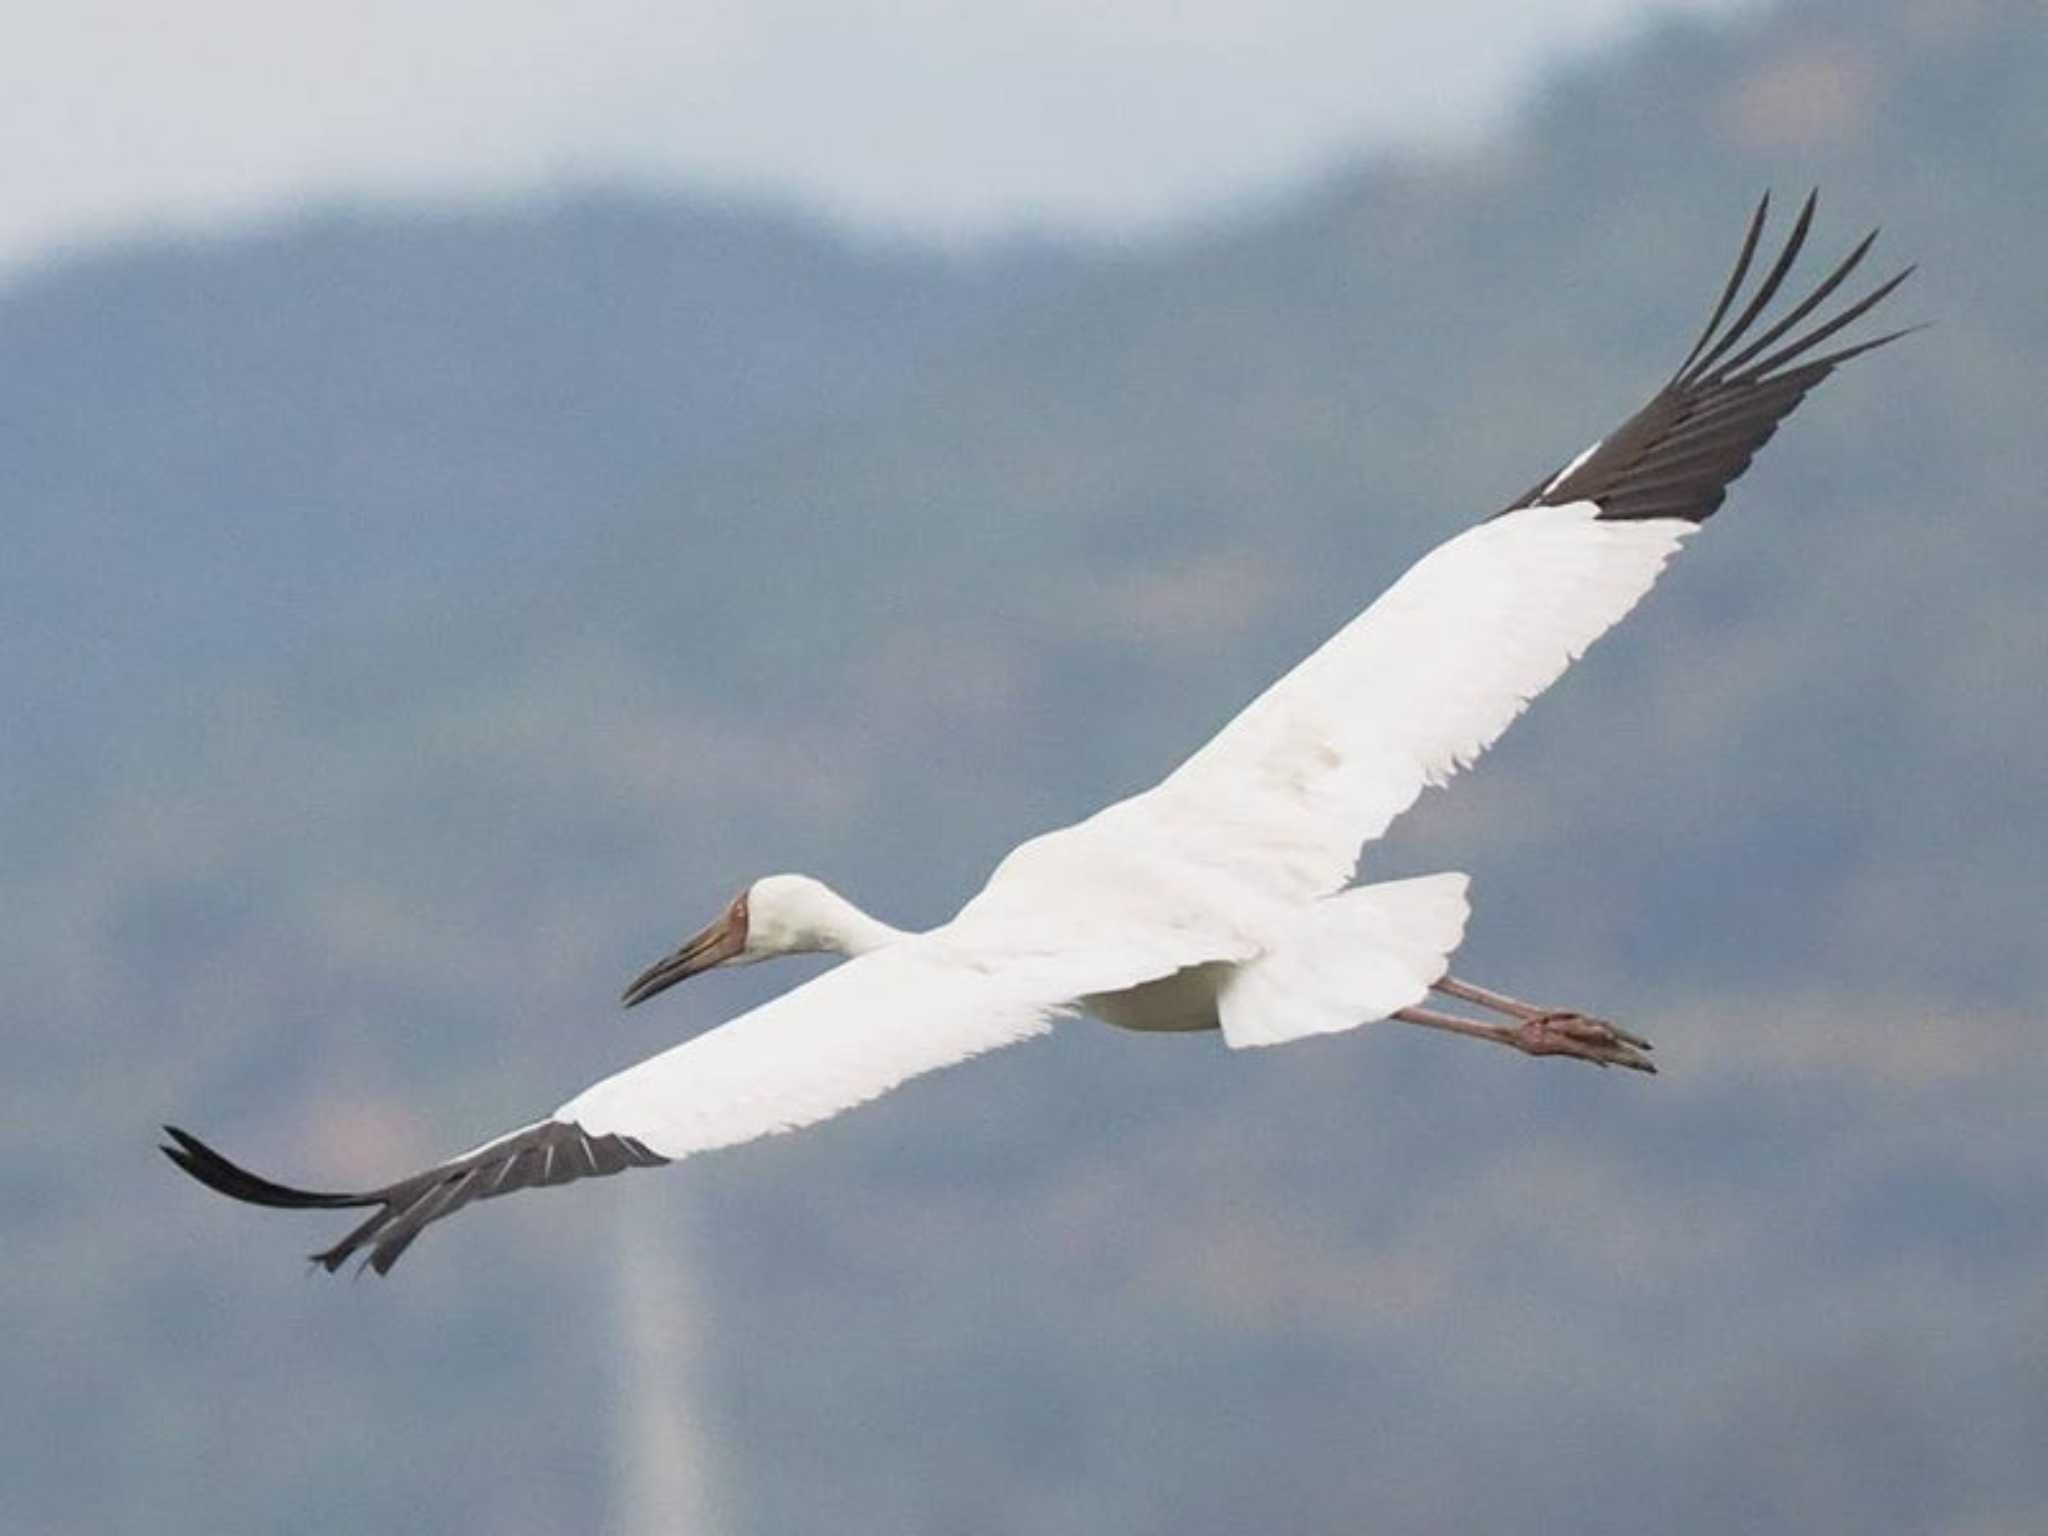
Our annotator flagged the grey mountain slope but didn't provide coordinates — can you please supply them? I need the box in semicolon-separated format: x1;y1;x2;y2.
0;192;1079;798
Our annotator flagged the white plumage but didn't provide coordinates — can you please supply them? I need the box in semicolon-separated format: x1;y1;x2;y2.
163;192;1914;1272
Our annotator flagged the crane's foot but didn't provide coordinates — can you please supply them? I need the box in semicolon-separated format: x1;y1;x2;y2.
1511;1011;1656;1073
1390;1003;1657;1074
1425;975;1656;1073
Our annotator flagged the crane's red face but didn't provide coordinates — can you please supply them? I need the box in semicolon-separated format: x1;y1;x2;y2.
620;887;750;1008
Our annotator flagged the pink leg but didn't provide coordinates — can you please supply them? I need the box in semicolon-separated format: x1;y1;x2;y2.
1392;985;1656;1073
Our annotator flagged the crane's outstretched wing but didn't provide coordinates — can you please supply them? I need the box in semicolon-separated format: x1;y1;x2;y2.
163;930;1199;1273
1142;192;1914;904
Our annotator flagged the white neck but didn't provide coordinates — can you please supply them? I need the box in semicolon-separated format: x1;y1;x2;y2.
812;893;910;957
748;874;912;960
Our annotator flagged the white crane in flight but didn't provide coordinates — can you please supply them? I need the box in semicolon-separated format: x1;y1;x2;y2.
165;193;1913;1274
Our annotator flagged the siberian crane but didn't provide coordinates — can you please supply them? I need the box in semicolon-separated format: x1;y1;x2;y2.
165;193;1913;1274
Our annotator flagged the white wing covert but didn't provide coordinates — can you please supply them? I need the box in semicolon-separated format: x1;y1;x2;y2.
1147;506;1689;903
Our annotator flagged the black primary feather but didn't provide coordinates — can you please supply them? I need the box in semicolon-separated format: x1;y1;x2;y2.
161;1121;667;1275
1499;191;1919;525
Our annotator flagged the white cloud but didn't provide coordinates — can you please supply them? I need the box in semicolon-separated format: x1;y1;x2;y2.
5;0;1751;270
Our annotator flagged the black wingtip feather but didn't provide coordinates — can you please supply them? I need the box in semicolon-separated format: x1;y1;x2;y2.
161;1125;375;1211
1726;260;1917;385
1671;190;1770;382
1501;191;1916;525
1687;188;1817;382
1709;225;1880;382
168;1116;671;1275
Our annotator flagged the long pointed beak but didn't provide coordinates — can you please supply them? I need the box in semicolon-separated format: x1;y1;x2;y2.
621;909;744;1009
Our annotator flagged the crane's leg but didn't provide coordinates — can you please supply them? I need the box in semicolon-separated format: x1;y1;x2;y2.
1439;976;1652;1058
1392;979;1655;1074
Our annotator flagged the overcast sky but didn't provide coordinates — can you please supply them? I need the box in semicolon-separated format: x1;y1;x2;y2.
7;0;1752;272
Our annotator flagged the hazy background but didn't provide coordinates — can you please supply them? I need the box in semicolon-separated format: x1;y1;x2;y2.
5;0;1756;258
6;1;2044;1531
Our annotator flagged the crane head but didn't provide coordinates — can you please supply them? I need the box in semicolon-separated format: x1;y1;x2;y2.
619;874;880;1008
620;885;752;1007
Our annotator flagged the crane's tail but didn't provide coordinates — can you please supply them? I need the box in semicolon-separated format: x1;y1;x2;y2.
1219;873;1470;1049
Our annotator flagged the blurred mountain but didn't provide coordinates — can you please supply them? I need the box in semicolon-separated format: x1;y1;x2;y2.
1;193;1078;830
6;1;2045;1532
